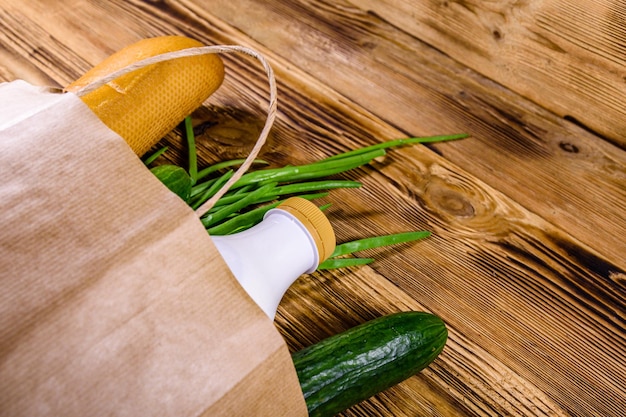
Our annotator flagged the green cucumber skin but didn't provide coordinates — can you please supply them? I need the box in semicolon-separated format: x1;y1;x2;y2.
292;311;448;417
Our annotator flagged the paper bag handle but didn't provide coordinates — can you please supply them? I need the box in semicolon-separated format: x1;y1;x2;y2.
71;45;277;218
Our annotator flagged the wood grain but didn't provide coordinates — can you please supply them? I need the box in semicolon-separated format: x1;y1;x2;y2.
1;0;625;416
358;0;626;147
191;0;626;268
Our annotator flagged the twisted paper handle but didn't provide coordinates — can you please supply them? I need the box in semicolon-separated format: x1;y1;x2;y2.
73;45;277;218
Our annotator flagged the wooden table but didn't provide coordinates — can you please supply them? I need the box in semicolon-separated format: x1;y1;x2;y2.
1;1;624;415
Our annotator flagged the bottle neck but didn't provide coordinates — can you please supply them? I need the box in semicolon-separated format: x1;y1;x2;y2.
211;208;319;319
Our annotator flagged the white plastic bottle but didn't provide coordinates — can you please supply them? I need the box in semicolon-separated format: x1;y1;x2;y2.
211;197;336;319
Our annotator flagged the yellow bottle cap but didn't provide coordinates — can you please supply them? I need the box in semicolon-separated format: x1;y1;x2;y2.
277;197;336;263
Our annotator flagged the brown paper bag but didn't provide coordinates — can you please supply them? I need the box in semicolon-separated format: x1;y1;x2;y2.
0;80;307;416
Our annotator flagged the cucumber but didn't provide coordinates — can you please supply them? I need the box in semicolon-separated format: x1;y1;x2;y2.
292;311;448;417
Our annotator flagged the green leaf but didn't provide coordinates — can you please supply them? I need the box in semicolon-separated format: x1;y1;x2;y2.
150;165;193;202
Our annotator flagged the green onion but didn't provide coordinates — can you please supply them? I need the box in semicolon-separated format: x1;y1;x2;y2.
190;170;234;210
148;125;467;269
206;192;330;236
211;180;360;208
231;149;385;189
317;258;375;270
201;182;277;228
321;134;468;162
184;117;198;185
317;231;432;270
197;158;268;181
329;231;432;258
143;146;168;165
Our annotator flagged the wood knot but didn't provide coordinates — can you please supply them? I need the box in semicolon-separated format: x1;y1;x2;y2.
559;141;580;153
195;106;264;148
206;125;254;147
426;183;475;218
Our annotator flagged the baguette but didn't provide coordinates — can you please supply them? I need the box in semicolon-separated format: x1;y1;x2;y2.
66;36;225;156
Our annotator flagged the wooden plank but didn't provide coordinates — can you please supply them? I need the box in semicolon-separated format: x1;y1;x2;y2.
1;1;624;416
265;87;626;415
276;259;584;417
137;5;626;415
177;0;626;277
359;0;626;147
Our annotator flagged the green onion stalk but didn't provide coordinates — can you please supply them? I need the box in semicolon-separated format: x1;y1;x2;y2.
146;117;468;270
